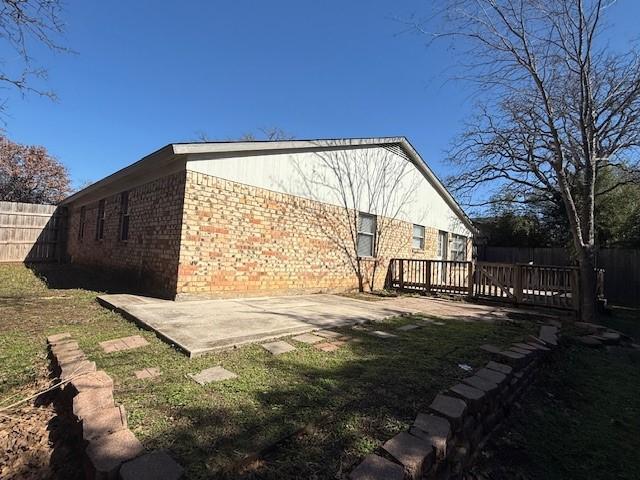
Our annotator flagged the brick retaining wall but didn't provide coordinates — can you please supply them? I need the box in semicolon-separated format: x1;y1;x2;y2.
46;333;183;480
348;325;560;480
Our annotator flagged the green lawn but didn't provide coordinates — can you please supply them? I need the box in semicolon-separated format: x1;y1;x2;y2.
475;308;640;480
1;263;540;479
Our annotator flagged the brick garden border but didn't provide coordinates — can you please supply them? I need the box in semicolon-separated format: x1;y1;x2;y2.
46;333;184;480
348;324;560;480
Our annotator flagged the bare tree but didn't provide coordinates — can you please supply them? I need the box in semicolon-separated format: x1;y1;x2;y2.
194;127;295;142
414;0;640;321
291;144;420;292
0;0;68;113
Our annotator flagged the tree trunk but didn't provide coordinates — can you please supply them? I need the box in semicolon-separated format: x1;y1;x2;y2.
577;246;597;323
356;259;365;293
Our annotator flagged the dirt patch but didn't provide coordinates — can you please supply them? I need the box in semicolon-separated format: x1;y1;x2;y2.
0;382;83;479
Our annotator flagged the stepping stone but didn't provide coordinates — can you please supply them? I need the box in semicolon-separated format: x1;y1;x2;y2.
480;344;501;354
513;342;537;351
100;335;149;353
262;341;296;355
397;324;420;331
428;394;467;429
120;451;184;480
496;350;526;366
291;333;324;344
411;413;451;460
315;330;342;339
351;325;370;331
382;431;434;479
134;367;162;380
598;331;621;345
369;330;398;339
525;342;550;351
314;342;339;352
349;454;404;480
190;366;237;385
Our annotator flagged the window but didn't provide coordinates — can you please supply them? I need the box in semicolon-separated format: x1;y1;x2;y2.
451;234;467;261
437;231;448;259
356;212;376;257
412;224;425;250
119;191;130;241
95;199;105;240
78;206;86;241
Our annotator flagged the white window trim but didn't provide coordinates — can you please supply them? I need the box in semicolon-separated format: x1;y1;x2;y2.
356;212;376;258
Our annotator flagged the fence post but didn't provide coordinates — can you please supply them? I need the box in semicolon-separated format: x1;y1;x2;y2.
467;262;474;297
572;269;581;316
399;260;405;290
514;264;523;304
425;260;432;293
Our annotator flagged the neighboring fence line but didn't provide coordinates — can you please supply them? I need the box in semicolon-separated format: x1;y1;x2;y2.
0;201;66;262
477;246;640;307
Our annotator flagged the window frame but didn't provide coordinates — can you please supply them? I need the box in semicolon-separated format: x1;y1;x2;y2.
95;199;105;241
451;234;467;261
437;230;448;259
412;224;425;250
78;206;86;241
119;191;130;242
356;212;376;258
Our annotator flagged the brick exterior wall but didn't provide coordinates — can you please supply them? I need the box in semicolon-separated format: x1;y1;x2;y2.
176;170;466;298
66;171;186;298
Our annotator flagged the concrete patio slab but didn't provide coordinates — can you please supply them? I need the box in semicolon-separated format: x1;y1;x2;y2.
97;293;414;357
190;366;237;385
261;341;296;355
97;293;540;358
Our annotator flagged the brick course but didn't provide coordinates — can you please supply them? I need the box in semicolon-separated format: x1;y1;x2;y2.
66;168;470;299
176;170;448;297
66;171;186;298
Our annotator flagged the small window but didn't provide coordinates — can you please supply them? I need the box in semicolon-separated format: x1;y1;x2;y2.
95;199;105;240
78;206;86;241
119;191;130;241
356;212;376;257
451;234;467;261
438;231;448;259
412;224;425;250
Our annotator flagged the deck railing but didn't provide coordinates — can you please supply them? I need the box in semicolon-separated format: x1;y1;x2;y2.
386;258;587;312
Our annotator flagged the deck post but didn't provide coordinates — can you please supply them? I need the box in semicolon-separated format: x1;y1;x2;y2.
467;262;474;297
399;260;405;290
514;264;523;304
425;260;432;293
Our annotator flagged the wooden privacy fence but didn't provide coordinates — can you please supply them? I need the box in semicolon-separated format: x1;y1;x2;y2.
386;258;582;311
0;201;66;262
478;246;640;307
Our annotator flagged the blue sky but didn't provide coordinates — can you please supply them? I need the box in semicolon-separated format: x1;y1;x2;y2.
2;0;639;198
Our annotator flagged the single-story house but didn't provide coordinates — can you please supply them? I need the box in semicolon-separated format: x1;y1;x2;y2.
60;137;475;299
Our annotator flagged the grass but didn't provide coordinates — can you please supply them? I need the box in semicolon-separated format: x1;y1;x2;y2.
0;263;542;479
476;308;640;480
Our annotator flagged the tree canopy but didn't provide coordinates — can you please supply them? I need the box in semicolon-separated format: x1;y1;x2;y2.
0;136;70;204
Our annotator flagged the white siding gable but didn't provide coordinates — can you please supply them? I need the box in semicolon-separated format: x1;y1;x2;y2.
186;145;472;237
